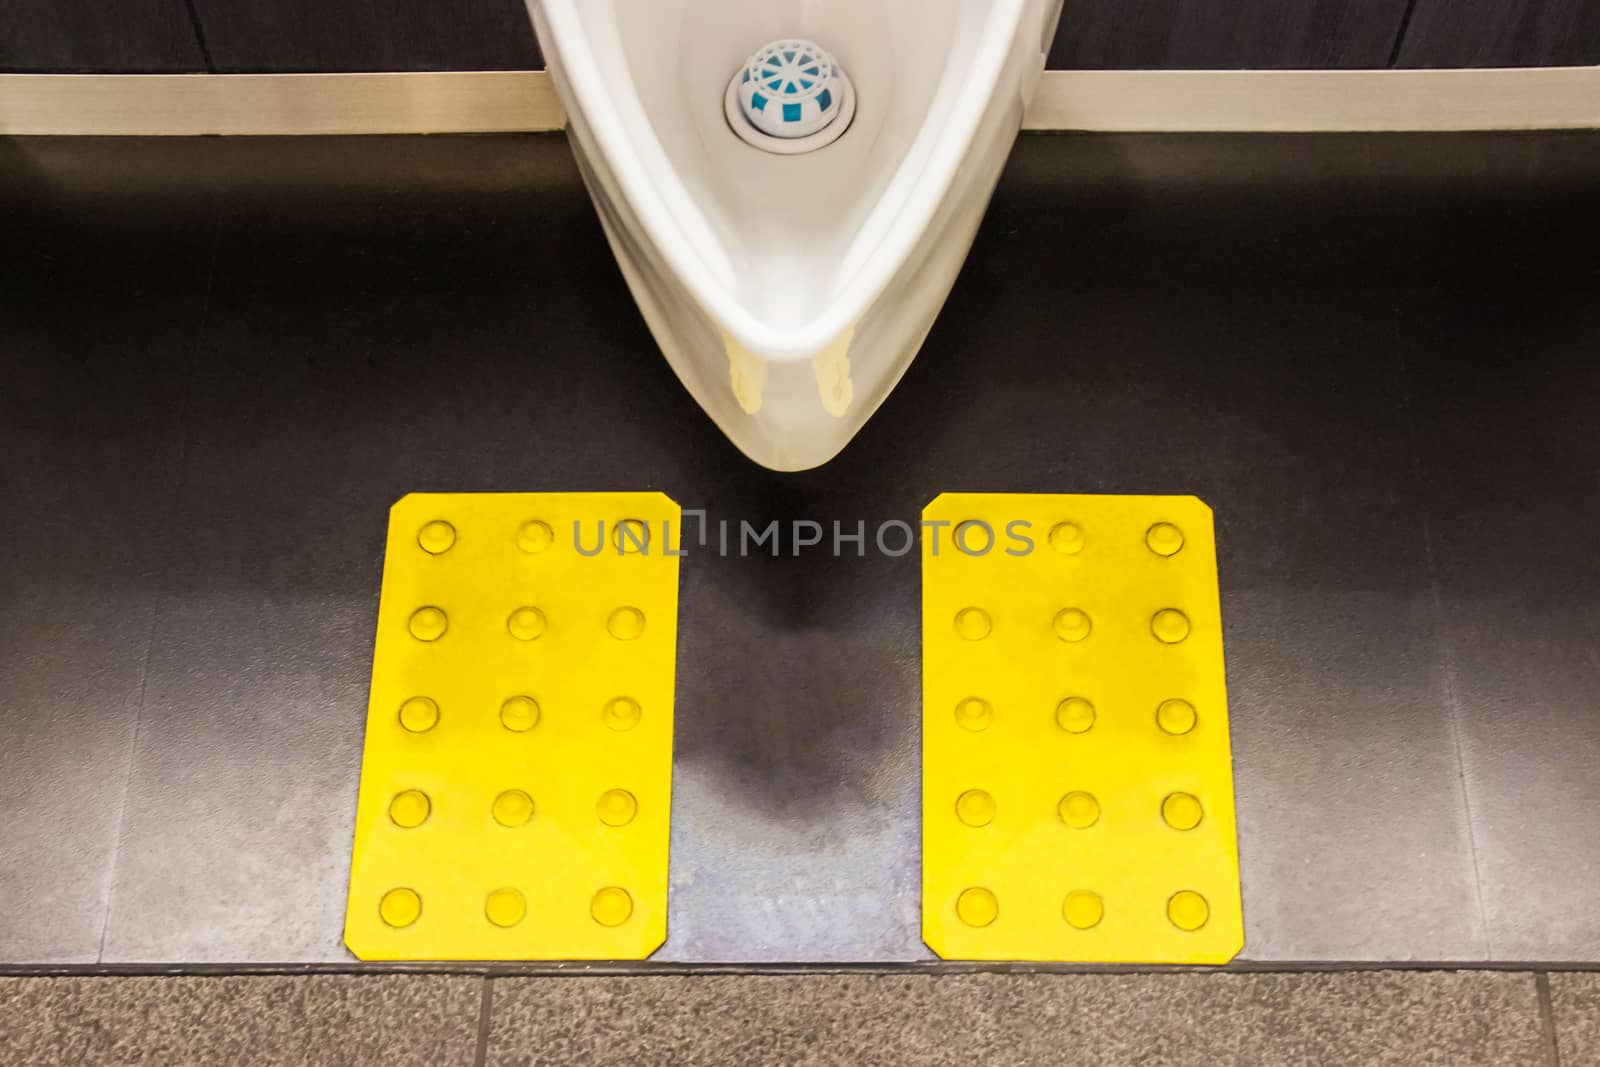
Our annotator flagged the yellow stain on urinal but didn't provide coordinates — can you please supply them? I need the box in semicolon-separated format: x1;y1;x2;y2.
813;326;855;417
722;332;766;415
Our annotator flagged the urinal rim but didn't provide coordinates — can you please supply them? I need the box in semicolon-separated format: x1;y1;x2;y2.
538;0;1029;364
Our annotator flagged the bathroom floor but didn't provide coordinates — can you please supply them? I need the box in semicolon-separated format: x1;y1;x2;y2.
2;129;1599;1058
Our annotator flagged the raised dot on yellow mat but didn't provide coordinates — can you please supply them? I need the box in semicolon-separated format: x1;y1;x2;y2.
591;886;633;927
1157;698;1197;735
1146;521;1185;557
603;696;642;731
607;606;646;640
1063;890;1104;930
1055;697;1095;734
1053;608;1092;643
1151;608;1190;644
417;520;455;555
954;607;991;641
956;887;999;928
1048;521;1085;555
1162;792;1204;831
485;888;526;928
407;606;447;642
517;520;554;554
507;606;547;641
1058;791;1100;829
955;789;996;827
954;697;993;732
492;789;534;828
1168;890;1210;932
613;519;648;554
499;695;540;732
597;788;638;827
397;696;439;733
388;789;431;829
379;888;421;929
953;519;992;554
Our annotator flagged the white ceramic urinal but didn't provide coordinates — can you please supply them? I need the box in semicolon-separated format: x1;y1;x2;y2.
532;0;1061;471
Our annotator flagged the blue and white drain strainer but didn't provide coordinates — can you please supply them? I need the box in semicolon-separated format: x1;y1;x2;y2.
739;39;843;138
726;38;855;154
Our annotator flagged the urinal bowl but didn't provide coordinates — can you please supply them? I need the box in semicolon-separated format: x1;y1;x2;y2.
532;0;1062;471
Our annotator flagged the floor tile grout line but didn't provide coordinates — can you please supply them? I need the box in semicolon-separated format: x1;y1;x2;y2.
1420;503;1494;959
1537;972;1563;1067
472;976;495;1067
94;210;224;965
14;963;1596;979
1391;303;1494;962
93;588;160;964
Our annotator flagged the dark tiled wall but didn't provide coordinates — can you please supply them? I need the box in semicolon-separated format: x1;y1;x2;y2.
1396;0;1600;67
1048;0;1410;68
0;0;1596;76
189;0;543;73
0;0;206;72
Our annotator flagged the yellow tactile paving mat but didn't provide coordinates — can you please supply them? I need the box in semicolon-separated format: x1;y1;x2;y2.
921;493;1243;963
344;492;680;961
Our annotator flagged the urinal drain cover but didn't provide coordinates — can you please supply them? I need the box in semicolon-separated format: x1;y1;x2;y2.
727;38;855;154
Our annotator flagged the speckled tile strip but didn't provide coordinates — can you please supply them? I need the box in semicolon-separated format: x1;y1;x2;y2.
1551;972;1600;1067
0;975;483;1067
485;972;1547;1067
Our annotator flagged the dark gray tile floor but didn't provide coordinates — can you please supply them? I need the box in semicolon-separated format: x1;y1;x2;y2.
1400;291;1600;963
0;970;1567;1066
1;130;1598;966
0;141;214;963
